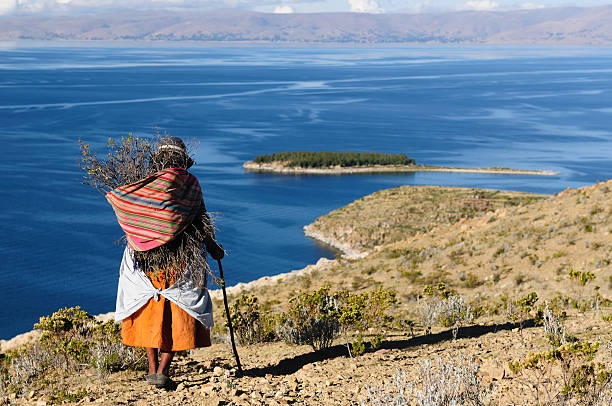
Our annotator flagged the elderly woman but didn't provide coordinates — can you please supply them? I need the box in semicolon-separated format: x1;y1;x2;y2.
107;137;224;389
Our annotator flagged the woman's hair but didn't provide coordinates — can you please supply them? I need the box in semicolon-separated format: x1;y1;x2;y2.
152;136;195;170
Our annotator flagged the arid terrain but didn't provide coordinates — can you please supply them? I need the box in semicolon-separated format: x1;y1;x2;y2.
2;5;612;44
3;179;612;405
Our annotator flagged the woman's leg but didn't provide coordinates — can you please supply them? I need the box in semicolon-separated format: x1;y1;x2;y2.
146;348;158;375
158;351;175;376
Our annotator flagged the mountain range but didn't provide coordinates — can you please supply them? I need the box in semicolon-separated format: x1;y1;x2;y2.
1;5;612;44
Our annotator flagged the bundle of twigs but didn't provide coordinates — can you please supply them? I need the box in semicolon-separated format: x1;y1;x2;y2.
79;132;215;288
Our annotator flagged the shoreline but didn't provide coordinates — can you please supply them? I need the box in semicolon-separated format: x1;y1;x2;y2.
303;225;367;259
0;257;338;352
207;256;336;301
243;161;559;176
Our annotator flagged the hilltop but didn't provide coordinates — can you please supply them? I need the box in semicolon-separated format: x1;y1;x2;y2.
2;5;612;44
2;179;612;405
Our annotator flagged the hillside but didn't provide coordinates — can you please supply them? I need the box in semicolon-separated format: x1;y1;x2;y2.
2;180;612;405
304;186;546;255
2;6;612;44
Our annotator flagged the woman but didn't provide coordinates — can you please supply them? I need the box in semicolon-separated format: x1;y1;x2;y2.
107;137;224;389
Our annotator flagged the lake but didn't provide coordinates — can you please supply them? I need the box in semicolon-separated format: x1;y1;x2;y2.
1;43;611;339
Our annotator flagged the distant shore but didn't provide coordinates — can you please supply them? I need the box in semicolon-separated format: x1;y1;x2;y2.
243;161;559;176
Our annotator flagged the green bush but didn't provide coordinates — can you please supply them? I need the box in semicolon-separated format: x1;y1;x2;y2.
568;267;596;286
351;334;366;356
1;307;145;399
337;286;396;331
370;334;384;351
276;286;396;352
229;294;277;345
509;341;612;404
277;287;341;351
35;306;96;367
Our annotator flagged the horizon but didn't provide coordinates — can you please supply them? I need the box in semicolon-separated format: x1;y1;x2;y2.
1;0;612;17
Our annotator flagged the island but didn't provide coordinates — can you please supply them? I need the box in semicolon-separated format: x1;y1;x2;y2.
243;151;559;176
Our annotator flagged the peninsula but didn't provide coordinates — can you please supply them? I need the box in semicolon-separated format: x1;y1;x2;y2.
2;179;612;405
244;151;559;176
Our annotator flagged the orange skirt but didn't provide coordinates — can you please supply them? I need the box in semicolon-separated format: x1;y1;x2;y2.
121;269;211;351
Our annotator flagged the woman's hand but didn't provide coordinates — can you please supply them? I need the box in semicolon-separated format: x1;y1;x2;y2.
204;235;225;260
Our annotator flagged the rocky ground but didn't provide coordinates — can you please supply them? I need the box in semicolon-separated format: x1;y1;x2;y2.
11;312;612;405
4;179;612;405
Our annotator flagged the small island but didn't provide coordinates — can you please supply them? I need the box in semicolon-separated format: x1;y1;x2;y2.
243;151;559;176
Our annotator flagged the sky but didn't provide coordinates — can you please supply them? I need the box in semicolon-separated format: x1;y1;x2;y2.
0;0;610;16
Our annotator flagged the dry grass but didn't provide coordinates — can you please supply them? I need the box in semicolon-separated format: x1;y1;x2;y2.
306;186;546;253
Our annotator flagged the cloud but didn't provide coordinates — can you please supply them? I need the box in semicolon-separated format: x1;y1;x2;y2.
3;0;304;15
273;4;293;13
521;2;544;9
0;0;16;14
409;0;432;13
349;0;384;13
463;0;498;11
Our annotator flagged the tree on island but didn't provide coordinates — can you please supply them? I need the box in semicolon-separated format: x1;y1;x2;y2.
253;151;415;168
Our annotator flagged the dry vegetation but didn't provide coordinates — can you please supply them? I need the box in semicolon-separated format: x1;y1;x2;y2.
305;186;545;254
2;180;612;405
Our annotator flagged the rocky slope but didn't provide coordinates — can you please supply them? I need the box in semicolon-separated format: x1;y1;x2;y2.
4;179;612;405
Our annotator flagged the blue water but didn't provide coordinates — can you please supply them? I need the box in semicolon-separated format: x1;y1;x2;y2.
1;43;612;339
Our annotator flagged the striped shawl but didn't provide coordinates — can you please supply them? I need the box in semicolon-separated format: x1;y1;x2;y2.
106;168;203;251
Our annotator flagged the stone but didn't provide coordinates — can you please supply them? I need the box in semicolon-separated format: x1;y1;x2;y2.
202;395;222;406
200;384;216;395
230;388;244;397
213;366;224;376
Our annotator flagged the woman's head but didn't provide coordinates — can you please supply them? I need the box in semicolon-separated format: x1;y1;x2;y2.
153;136;195;170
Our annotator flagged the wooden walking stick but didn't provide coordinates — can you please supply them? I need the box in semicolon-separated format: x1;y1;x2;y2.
217;259;243;377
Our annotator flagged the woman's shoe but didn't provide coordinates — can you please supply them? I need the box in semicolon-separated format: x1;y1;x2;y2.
148;373;173;389
144;374;157;385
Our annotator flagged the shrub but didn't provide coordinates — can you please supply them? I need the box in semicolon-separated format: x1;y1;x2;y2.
1;307;145;399
364;355;494;405
509;341;612;405
506;292;539;329
277;286;396;353
370;335;384;351
338;286;396;331
35;306;96;368
542;303;568;348
419;284;473;339
90;320;146;375
277;287;341;351
229;294;277;345
337;287;396;356
351;334;366;356
568;267;596;286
